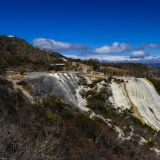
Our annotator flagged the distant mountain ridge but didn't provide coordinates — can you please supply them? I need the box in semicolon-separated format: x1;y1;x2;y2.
147;63;160;69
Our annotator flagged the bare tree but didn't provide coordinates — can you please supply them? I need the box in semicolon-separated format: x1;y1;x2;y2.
0;108;64;160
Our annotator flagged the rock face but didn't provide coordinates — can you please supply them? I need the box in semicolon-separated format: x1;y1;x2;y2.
23;72;92;111
22;72;160;130
110;77;160;130
2;75;160;160
126;78;160;130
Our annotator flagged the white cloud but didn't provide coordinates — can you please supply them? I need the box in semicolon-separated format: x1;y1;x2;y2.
94;42;132;54
32;38;86;51
64;54;131;62
143;56;160;62
32;38;160;63
64;54;160;62
141;43;160;49
130;50;149;59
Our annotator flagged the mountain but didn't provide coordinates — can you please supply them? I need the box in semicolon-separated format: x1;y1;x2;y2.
100;62;160;78
0;36;65;67
1;36;160;159
147;63;160;69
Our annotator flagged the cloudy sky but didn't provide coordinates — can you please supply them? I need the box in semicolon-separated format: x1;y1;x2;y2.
1;0;160;62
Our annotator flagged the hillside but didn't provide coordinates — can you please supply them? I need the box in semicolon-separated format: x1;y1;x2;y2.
1;73;160;160
100;63;160;78
1;36;160;159
0;36;65;67
0;36;159;78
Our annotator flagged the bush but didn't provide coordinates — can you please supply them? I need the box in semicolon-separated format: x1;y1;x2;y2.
85;59;100;71
148;78;160;95
147;140;155;148
42;95;64;107
18;67;26;75
17;81;32;92
46;110;61;122
131;116;154;132
75;112;98;139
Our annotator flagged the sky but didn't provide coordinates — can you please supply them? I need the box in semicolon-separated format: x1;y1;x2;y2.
1;0;160;62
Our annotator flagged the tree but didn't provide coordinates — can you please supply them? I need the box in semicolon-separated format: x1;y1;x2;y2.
86;59;100;71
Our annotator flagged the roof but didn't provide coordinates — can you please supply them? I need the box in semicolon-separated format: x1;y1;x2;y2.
51;63;65;66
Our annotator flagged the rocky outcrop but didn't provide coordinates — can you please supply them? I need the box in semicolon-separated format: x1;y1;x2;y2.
110;77;160;130
22;72;93;111
21;72;160;130
2;73;160;159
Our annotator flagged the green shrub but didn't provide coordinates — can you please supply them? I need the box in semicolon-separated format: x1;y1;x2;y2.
18;68;26;75
75;113;90;129
17;81;32;93
42;95;64;107
46;110;61;122
87;79;104;88
131;115;155;132
147;140;155;148
75;112;98;139
148;78;160;95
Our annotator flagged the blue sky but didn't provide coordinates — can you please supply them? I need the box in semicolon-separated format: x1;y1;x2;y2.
1;0;160;62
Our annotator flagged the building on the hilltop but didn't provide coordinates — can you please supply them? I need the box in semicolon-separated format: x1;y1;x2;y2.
50;63;65;71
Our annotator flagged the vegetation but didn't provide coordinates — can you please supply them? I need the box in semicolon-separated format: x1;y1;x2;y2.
0;74;159;159
147;140;155;148
101;63;160;78
131;115;155;132
81;79;113;118
148;78;160;94
0;36;160;159
84;58;101;71
87;78;105;88
46;109;62;122
18;67;26;75
0;36;65;69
